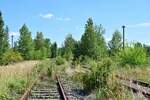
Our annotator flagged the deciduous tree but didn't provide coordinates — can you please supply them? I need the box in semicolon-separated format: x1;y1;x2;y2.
18;24;34;60
108;30;122;55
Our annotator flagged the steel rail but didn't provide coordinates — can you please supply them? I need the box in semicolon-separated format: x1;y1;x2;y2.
19;74;41;100
116;75;150;98
56;75;68;100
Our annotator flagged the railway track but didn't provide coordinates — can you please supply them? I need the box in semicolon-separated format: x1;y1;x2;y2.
116;75;150;99
20;73;84;100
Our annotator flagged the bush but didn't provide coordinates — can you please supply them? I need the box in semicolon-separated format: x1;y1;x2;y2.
118;46;147;66
47;64;55;77
0;50;23;65
33;50;43;60
8;78;27;94
55;56;65;65
0;92;11;100
81;58;113;92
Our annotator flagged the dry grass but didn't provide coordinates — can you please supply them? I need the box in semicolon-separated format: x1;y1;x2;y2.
117;66;150;83
0;61;39;92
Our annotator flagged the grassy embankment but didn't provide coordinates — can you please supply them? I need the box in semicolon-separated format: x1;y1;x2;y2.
0;60;51;100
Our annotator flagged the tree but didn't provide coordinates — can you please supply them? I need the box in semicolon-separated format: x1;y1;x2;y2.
51;42;57;58
80;18;107;60
44;38;51;58
80;18;97;58
108;30;122;55
4;26;9;50
144;45;150;57
34;32;47;59
34;32;45;50
63;34;76;60
94;24;107;59
0;12;9;58
17;24;34;60
134;42;143;48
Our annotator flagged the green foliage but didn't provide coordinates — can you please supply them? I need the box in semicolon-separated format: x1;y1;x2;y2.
108;30;122;55
0;50;23;65
47;64;55;77
33;50;43;59
0;12;9;58
63;34;76;60
143;44;150;56
17;24;34;60
56;56;65;65
44;38;51;58
80;18;107;60
118;45;147;66
81;58;113;92
34;32;51;59
8;78;26;94
0;92;11;100
51;42;57;58
94;24;107;59
80;18;97;58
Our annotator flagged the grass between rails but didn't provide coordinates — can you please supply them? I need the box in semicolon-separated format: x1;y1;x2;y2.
0;60;51;100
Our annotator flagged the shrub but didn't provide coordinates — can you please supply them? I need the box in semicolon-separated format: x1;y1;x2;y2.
8;78;27;94
0;92;11;100
81;58;113;92
1;50;23;65
118;46;147;66
47;64;55;77
33;50;43;60
56;56;65;65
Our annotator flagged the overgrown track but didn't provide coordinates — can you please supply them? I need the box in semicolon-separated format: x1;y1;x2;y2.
116;75;150;99
20;75;62;100
56;74;84;100
20;74;84;100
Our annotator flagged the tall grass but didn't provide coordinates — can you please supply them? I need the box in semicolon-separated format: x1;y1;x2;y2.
0;61;39;99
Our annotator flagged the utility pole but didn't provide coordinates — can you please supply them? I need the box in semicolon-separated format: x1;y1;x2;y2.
11;35;14;48
122;25;125;49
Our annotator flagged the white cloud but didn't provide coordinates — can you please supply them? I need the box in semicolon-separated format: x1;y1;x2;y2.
56;17;71;21
39;13;54;19
39;12;71;21
9;32;19;36
128;22;150;28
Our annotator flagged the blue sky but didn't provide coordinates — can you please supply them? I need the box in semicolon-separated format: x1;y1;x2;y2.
0;0;150;46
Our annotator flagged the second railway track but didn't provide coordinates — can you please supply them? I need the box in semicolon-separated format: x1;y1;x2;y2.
116;75;150;99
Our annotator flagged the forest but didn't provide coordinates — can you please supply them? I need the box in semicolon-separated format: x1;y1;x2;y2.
0;10;150;100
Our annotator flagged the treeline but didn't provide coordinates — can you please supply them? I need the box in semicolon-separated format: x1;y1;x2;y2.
0;12;56;65
1;10;150;65
58;18;149;65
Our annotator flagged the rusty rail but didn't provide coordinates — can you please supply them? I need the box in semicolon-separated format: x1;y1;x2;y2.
116;75;150;98
19;74;41;100
20;74;68;100
56;75;68;100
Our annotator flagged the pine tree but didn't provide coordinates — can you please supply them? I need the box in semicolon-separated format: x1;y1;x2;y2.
18;24;34;60
51;42;57;58
0;12;9;58
108;30;122;55
80;18;97;58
